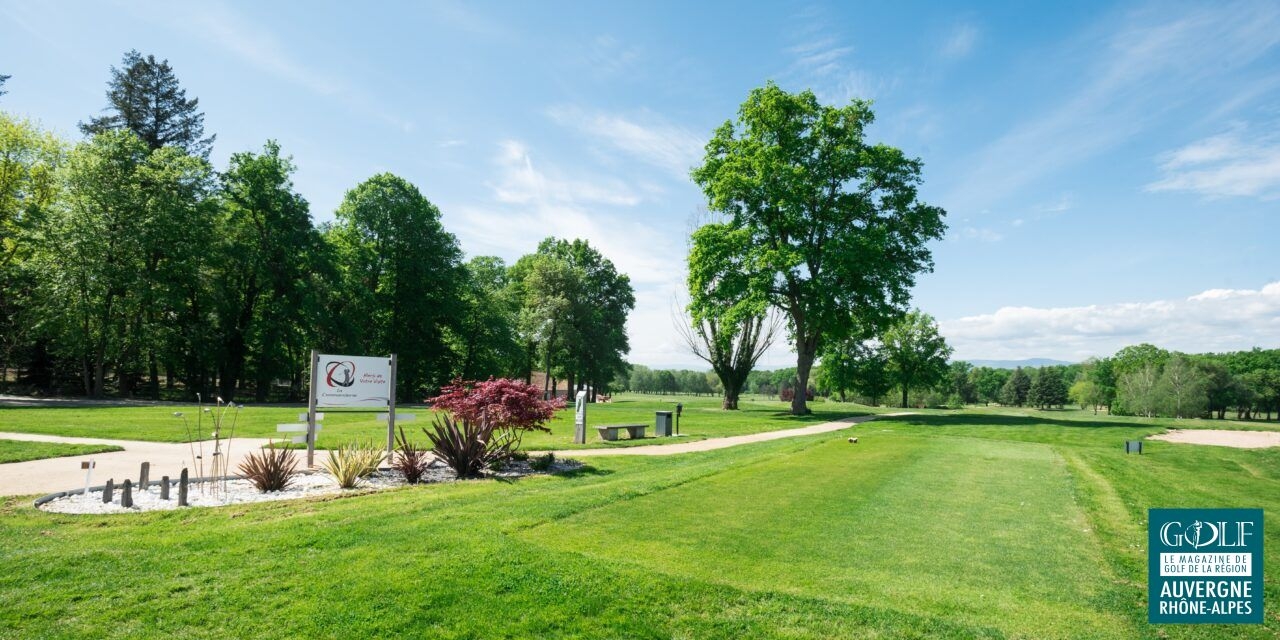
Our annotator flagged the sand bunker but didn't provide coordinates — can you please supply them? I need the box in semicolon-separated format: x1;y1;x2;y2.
1147;429;1280;449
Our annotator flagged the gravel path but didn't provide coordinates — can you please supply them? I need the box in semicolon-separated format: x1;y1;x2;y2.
1147;429;1280;449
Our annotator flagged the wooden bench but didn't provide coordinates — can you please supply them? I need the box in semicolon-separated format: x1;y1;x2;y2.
596;424;646;441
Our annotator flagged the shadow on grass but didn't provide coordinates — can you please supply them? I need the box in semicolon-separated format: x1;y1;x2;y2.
890;413;1153;430
552;465;613;479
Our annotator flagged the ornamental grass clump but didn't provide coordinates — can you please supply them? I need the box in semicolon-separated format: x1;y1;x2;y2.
393;426;432;484
323;440;384;489
237;441;298;493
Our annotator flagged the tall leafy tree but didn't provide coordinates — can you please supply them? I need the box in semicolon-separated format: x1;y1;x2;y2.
818;337;892;404
326;173;465;399
691;82;946;414
683;222;779;409
37;130;214;396
880;310;952;408
453;256;525;380
1156;355;1208;418
215;141;321;400
80;50;214;158
0;114;64;386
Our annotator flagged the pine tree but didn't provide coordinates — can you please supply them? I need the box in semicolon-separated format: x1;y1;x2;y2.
0;74;10;99
1000;366;1031;406
79;51;214;157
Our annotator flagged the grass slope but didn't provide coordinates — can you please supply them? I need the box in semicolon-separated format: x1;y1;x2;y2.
0;440;122;464
0;409;1275;638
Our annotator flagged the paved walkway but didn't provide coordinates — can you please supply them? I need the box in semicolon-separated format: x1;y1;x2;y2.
550;413;913;457
0;432;277;497
1;413;909;497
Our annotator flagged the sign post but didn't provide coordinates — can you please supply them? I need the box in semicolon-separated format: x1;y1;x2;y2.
307;351;396;466
387;353;397;460
573;389;587;444
306;349;319;468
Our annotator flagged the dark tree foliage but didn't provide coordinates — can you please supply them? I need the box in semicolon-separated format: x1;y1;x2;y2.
0;74;9;99
80;50;214;158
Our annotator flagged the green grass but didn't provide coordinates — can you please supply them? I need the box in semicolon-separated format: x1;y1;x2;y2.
0;439;122;464
0;394;868;450
0;407;1276;638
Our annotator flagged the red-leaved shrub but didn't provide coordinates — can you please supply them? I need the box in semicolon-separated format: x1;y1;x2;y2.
428;377;565;433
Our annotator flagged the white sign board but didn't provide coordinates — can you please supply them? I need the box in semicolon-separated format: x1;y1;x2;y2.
315;354;391;408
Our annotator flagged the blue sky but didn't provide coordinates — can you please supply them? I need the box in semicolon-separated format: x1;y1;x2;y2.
3;0;1279;367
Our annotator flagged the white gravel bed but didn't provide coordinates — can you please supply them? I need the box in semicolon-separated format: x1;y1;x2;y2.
39;458;582;514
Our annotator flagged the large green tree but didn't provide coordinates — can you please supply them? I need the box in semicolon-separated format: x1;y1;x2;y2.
215;141;323;401
326;173;465;399
691;83;946;414
37;130;214;397
80;50;214;158
818;338;892;404
453;256;525;380
684;222;779;409
880;310;952;408
0;114;64;387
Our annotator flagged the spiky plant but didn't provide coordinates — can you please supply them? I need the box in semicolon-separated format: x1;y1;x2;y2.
423;414;516;479
237;441;299;493
322;441;384;489
393;426;432;484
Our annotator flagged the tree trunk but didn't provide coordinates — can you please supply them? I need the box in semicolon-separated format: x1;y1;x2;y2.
791;343;815;415
901;383;910;409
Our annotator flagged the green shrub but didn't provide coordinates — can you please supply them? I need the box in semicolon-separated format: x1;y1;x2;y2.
323;440;384;489
237;441;299;492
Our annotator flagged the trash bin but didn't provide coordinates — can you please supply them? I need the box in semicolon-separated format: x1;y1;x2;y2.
655;411;673;437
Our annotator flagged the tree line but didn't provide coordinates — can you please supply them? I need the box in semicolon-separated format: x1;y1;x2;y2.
0;52;634;401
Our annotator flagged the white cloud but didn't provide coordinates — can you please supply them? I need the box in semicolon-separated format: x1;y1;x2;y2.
1146;127;1280;198
941;23;979;59
445;141;699;367
945;2;1280;215
941;281;1280;361
957;226;1004;242
546;107;705;179
489;140;641;207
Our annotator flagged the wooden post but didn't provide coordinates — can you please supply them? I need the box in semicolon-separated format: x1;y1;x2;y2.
386;353;397;460
121;479;133;508
160;476;170;500
307;349;319;469
178;469;189;506
103;478;114;504
138;461;150;489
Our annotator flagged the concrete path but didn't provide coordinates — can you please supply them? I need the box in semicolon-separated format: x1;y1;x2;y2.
550;412;913;457
0;432;276;497
1;412;910;497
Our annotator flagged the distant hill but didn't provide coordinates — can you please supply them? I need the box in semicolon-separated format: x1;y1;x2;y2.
961;358;1075;369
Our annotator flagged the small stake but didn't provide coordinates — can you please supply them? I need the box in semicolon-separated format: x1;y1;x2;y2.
121;479;133;508
138;462;150;490
103;479;114;504
178;469;189;506
160;476;170;500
